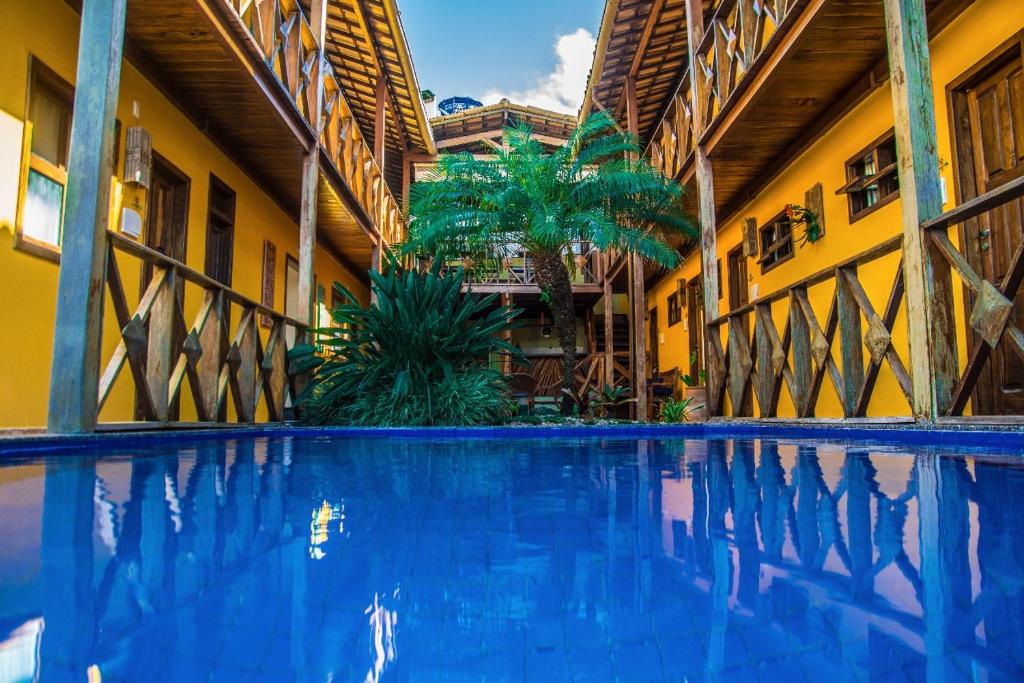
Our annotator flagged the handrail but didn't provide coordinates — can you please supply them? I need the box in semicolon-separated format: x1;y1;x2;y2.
100;231;306;425
224;0;405;245
707;235;902;327
108;232;308;330
921;175;1024;231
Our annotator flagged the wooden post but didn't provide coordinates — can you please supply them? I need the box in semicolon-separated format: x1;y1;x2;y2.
501;292;513;377
369;239;382;305
837;266;865;417
401;153;412;213
47;0;127;433
298;152;318;327
373;78;387;166
624;75;649;420
685;0;722;409
603;271;615;387
883;0;958;420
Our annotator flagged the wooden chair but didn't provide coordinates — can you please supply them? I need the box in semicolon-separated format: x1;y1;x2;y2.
649;367;679;416
510;373;538;414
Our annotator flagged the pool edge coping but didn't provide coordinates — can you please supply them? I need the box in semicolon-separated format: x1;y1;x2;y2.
2;420;1023;455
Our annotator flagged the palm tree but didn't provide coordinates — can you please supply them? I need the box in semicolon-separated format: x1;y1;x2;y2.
407;112;697;414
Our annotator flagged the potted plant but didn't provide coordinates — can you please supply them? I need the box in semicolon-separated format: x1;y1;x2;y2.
679;351;707;422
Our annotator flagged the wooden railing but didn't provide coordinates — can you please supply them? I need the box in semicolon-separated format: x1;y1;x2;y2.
645;0;803;177
321;66;405;246
226;0;404;245
921;175;1024;416
693;0;799;136
705;236;909;418
229;0;321;132
98;232;307;425
648;69;695;181
453;244;602;288
527;352;630;399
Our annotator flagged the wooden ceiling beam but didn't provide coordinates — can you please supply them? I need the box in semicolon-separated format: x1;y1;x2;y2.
329;0;408;152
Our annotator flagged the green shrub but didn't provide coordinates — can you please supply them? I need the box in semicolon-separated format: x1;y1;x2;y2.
659;397;695;423
288;257;523;426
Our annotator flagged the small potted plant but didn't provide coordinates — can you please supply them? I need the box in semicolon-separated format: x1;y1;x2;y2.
679;351;707;422
787;203;822;247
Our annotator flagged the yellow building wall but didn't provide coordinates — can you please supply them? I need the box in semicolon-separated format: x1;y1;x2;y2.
0;0;368;430
648;0;1023;418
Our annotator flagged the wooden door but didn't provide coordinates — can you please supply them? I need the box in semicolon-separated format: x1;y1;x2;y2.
960;50;1024;414
140;155;189;420
649;307;659;377
285;255;300;348
727;246;752;414
728;246;750;312
143;156;189;287
205;176;236;287
686;277;704;382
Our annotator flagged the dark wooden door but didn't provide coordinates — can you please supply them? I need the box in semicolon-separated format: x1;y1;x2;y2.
143;156;189;287
140;155;189;420
728;246;750;312
963;52;1024;414
205;176;236;287
649;307;659;377
686;277;704;382
728;246;752;415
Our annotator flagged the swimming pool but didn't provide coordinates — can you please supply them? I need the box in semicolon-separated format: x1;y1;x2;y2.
1;429;1022;681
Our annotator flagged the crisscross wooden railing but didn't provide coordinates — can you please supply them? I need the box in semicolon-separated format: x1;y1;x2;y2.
98;232;307;425
646;0;803;178
648;70;695;181
528;352;630;400
226;0;404;246
692;0;799;135
706;236;909;418
921;175;1024;416
321;67;405;246
453;244;602;288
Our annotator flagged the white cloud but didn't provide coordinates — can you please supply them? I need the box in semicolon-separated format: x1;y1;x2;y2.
479;28;595;115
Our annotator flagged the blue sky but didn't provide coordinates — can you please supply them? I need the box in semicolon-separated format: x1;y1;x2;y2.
399;0;604;114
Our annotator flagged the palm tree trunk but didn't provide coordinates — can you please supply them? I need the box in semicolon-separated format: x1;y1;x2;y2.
533;250;577;415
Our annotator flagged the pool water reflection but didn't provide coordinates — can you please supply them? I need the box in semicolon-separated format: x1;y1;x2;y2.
0;436;1022;681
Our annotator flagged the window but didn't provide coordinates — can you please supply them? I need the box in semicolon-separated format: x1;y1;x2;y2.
757;212;794;273
667;292;681;326
839;131;899;222
17;60;74;256
205;175;235;286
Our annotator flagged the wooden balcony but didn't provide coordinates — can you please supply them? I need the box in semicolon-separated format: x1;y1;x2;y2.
644;0;967;221
122;0;405;272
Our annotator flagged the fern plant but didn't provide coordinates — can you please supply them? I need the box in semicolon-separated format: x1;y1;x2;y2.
408;111;697;414
587;384;636;419
288;257;524;426
659;396;696;424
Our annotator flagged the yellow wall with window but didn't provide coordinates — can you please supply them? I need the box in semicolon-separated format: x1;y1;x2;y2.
648;0;1023;418
0;0;369;429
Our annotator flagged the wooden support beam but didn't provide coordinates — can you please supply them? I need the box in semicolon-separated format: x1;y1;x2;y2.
298;152;318;326
401;153;411;213
883;0;958;420
604;274;615;387
624;75;649;420
373;70;388;165
48;0;127;433
685;0;721;415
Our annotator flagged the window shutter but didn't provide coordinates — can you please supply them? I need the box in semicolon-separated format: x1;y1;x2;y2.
805;182;825;237
742;217;758;257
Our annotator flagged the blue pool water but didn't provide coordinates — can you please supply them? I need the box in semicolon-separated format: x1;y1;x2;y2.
1;432;1023;682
